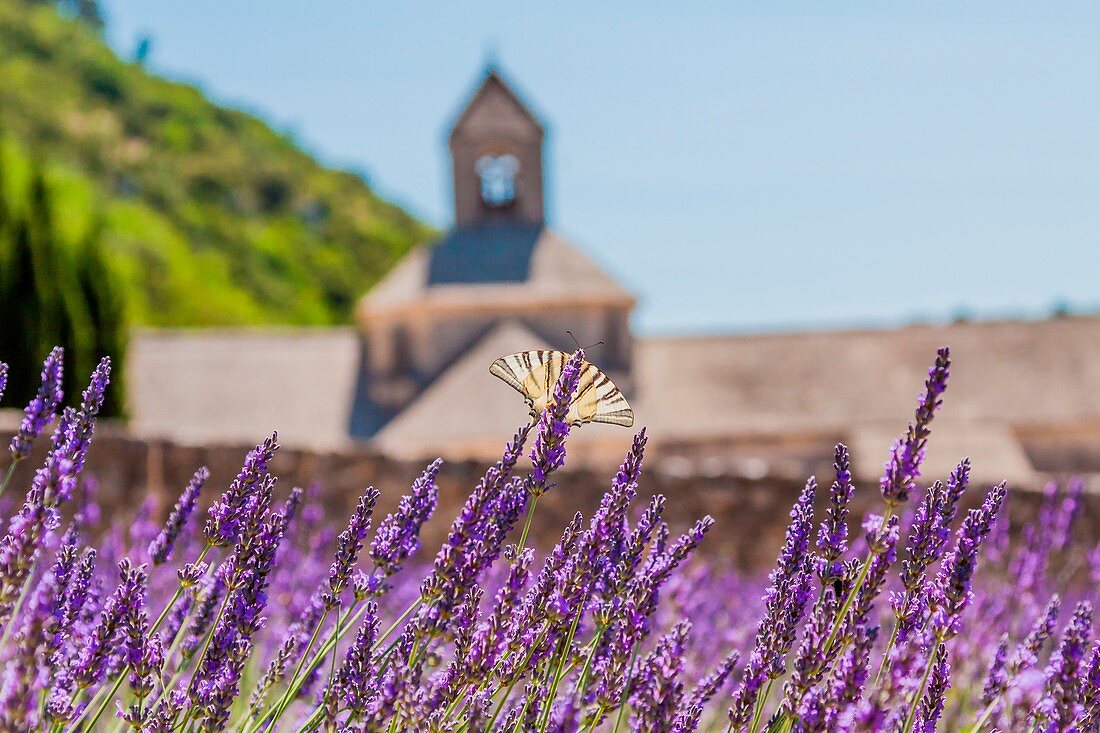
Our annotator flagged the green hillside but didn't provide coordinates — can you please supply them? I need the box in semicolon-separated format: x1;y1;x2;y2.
0;0;432;327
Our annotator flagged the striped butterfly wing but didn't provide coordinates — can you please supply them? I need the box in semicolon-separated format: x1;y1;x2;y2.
489;350;568;418
489;350;635;427
567;361;634;427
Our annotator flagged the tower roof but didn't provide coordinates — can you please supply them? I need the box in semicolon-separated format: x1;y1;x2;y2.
448;67;544;143
427;221;542;285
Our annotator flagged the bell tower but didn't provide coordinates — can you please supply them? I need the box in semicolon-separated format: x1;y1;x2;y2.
448;68;545;227
354;64;636;440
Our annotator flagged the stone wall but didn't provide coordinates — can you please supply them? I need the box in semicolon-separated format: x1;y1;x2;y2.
2;423;1096;571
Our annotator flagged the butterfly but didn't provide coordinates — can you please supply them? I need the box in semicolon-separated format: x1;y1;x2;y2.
489;350;635;427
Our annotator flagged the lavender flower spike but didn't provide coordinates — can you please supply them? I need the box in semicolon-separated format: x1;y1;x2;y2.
335;602;381;720
1079;641;1100;730
1035;600;1093;731
149;466;209;564
369;458;441;581
10;346;64;460
59;357;111;490
528;349;585;495
880;346;950;506
816;443;853;585
204;433;279;547
0;362;6;403
728;478;817;729
916;643;950;732
1008;594;1061;677
324;487;380;610
72;559;146;690
931;482;1007;640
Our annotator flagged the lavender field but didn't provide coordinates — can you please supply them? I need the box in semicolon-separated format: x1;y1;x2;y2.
0;346;1096;732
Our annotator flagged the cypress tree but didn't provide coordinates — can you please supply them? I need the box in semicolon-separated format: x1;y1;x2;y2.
75;222;126;415
0;149;126;415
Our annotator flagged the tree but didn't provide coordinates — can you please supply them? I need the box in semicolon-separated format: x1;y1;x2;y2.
0;147;126;415
74;222;126;416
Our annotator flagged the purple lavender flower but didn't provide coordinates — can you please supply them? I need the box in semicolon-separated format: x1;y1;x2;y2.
1035;600;1092;731
769;477;817;607
604;494;664;616
0;536;77;729
145;687;186;733
182;564;228;658
588;600;643;723
1008;594;1061;677
369;458;441;583
880;347;950;506
671;651;739;731
120;567;161;701
940;458;971;529
816;443;853;586
466;546;533;680
627;515;714;633
334;602;380;720
0;475;59;623
916;643;950;732
0;361;6;403
148;466;209;564
591;429;647;603
48;547;96;668
778;589;838;718
53;356;111;504
728;479;816;729
630;621;689;731
204;433;279;548
902;480;946;593
323;487;379;610
980;634;1010;706
72;559;145;689
9;346;64;460
848;514;900;635
44;672;77;726
930;482;1007;640
420;426;530;625
177;560;207;588
501;514;585;679
793;685;832;733
0;343;1092;731
191;499;292;729
424;587;483;712
856;613;930;733
528;349;585;495
828;624;878;720
1051;478;1083;551
249;592;325;714
0;361;113;623
1079;641;1100;730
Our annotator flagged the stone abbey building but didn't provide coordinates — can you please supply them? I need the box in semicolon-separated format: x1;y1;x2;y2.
125;67;1100;491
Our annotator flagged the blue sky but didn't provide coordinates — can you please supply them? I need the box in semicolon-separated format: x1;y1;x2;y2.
101;2;1100;334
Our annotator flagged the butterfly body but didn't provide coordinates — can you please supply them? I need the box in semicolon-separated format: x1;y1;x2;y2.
489;350;635;427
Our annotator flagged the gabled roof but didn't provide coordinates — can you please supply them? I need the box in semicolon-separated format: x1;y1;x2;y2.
427;222;542;285
447;67;545;142
372;320;633;461
359;227;635;317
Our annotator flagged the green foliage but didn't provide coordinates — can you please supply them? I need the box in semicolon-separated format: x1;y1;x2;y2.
0;146;126;415
0;0;432;328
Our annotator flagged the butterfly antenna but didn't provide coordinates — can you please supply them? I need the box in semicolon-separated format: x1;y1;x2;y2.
565;330;605;351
